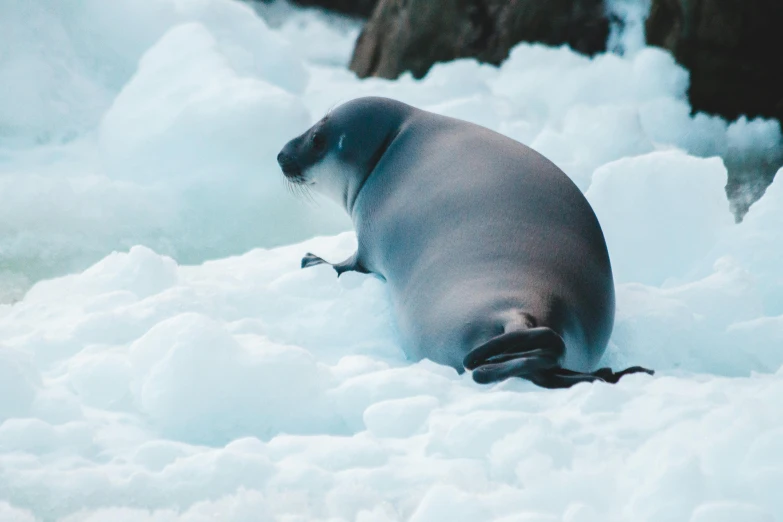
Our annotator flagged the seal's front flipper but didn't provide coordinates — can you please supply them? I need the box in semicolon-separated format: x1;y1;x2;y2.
301;253;330;269
301;251;369;277
464;329;654;388
463;327;565;384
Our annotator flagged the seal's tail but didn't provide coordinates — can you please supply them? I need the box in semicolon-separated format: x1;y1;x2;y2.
463;327;654;389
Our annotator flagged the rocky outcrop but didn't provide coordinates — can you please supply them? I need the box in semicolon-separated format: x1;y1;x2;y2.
645;0;783;219
291;0;783;127
646;0;783;123
290;0;379;18
349;0;609;79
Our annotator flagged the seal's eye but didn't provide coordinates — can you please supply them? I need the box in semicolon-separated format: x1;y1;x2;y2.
312;131;325;151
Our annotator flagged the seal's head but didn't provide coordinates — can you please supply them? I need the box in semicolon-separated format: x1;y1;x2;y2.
277;97;411;213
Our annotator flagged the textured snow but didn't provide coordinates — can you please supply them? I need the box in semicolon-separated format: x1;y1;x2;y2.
1;0;783;521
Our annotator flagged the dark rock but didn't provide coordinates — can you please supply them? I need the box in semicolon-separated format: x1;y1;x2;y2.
646;0;783;123
349;0;609;79
289;0;379;18
646;0;783;220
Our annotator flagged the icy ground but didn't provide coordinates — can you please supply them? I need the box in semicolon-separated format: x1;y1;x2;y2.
1;0;783;520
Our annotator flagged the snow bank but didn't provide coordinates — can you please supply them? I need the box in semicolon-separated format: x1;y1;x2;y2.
0;0;304;146
1;0;780;302
1;0;783;520
1;217;782;519
587;150;733;286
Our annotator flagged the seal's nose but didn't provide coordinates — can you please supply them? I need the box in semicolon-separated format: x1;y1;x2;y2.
277;151;301;178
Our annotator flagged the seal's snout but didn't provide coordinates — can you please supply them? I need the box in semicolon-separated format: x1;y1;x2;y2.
277;151;301;179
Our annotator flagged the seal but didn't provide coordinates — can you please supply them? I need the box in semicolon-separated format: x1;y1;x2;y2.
277;97;652;388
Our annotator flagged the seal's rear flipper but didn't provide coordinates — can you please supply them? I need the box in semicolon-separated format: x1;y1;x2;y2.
535;366;654;389
463;329;654;388
464;327;565;384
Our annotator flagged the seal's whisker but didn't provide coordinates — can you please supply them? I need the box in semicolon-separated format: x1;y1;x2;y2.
287;179;301;198
300;183;317;205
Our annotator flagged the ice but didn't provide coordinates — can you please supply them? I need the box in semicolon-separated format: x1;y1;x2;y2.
97;22;351;259
98;22;307;184
409;485;493;522
587;150;734;286
0;1;350;301
606;0;652;56
0;0;112;145
250;0;363;67
0;347;40;422
689;502;776;522
0;0;304;146
2;0;783;520
363;395;440;438
709;167;783;314
0;503;38;522
532;104;655;191
5;2;775;302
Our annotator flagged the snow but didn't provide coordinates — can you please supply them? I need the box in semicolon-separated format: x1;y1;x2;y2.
587;151;734;286
1;0;782;520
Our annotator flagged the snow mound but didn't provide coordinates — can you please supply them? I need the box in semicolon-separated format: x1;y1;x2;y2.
1;0;783;520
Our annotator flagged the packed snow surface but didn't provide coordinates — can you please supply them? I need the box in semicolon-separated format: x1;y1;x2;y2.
1;0;783;521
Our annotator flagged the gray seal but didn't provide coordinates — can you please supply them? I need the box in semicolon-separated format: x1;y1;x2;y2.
277;97;652;388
